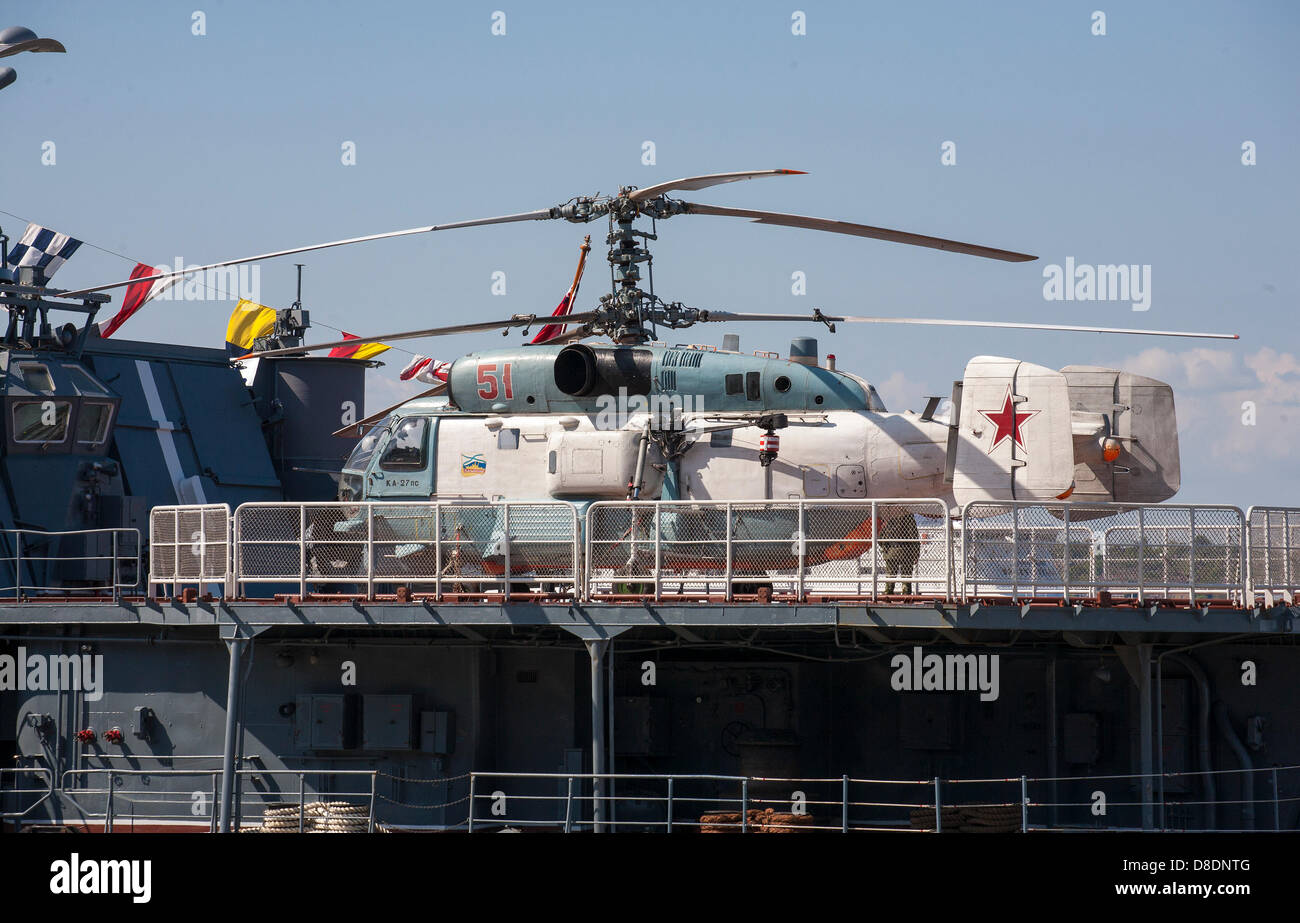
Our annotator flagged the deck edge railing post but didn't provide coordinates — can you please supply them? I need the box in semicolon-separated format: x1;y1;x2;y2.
1021;775;1028;832
934;777;942;833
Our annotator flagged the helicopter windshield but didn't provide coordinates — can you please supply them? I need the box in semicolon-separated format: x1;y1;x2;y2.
343;414;393;472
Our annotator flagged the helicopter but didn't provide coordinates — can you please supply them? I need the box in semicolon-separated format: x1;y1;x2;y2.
63;170;1238;581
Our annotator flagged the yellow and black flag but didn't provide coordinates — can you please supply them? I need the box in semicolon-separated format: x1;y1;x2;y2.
226;299;277;355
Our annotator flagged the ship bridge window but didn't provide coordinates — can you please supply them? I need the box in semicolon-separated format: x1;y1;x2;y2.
12;399;70;444
20;364;54;393
380;416;428;470
62;364;111;396
76;400;115;445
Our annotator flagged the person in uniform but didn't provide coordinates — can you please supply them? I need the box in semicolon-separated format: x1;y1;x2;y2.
880;510;921;595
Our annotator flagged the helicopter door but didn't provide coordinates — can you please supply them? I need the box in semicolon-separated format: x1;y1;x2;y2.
367;416;435;499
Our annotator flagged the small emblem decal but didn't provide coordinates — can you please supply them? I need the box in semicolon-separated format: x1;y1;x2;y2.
977;386;1039;454
461;453;486;476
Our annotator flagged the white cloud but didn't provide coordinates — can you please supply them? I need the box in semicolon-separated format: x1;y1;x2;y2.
1111;346;1300;472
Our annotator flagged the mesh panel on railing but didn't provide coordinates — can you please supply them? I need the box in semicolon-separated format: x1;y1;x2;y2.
962;503;1244;601
586;500;950;600
233;502;578;594
1248;507;1300;596
148;505;230;585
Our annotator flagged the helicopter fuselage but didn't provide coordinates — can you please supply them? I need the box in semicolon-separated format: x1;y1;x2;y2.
341;341;952;509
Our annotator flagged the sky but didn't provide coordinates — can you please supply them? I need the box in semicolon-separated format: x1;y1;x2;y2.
2;0;1297;505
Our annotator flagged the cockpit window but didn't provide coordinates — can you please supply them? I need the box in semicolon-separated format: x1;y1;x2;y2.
343;414;392;472
866;385;887;412
13;400;70;443
380;417;428;470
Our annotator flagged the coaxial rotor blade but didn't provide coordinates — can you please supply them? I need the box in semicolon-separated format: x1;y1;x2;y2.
629;170;806;203
332;383;448;439
58;210;558;299
236;311;601;360
698;311;1239;340
679;202;1036;262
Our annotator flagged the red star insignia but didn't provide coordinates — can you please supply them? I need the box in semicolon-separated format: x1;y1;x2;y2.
977;386;1039;453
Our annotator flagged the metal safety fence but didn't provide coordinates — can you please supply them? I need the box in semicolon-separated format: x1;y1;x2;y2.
961;502;1247;604
1247;506;1300;603
15;762;1299;832
464;764;1300;833
148;504;231;596
1;528;140;600
123;500;1300;607
585;499;952;601
0;766;54;820
232;501;580;599
57;767;377;832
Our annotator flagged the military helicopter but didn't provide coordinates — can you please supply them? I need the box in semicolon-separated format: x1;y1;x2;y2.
65;170;1237;580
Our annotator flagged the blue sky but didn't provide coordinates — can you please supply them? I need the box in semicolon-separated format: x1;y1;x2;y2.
3;0;1297;504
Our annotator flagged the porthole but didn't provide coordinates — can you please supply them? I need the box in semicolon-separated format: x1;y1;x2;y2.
775;376;791;393
814;394;824;405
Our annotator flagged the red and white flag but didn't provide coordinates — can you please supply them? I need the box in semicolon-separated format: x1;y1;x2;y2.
99;263;179;338
400;355;450;384
529;292;574;345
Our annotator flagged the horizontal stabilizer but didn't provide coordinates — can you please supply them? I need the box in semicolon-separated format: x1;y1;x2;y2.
1060;366;1180;504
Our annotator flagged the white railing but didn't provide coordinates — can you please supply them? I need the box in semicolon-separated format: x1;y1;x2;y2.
232;501;580;599
0;766;55;819
1247;506;1300;603
59;767;376;832
148;504;232;596
961;502;1247;604
585;499;953;601
1;528;140;601
124;499;1300;608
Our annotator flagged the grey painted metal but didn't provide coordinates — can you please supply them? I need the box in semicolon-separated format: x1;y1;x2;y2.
1021;775;1028;832
934;777;941;833
0;597;1294;634
666;776;674;832
1273;768;1281;831
741;778;748;832
218;637;244;833
841;775;849;832
563;776;573;833
1139;644;1154;830
587;638;608;832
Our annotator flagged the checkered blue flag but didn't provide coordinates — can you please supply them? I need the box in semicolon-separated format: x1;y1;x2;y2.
8;223;82;280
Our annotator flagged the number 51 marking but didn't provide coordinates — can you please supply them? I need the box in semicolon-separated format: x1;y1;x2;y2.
476;363;513;400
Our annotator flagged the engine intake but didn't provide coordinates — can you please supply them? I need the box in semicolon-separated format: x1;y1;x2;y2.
554;345;653;397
